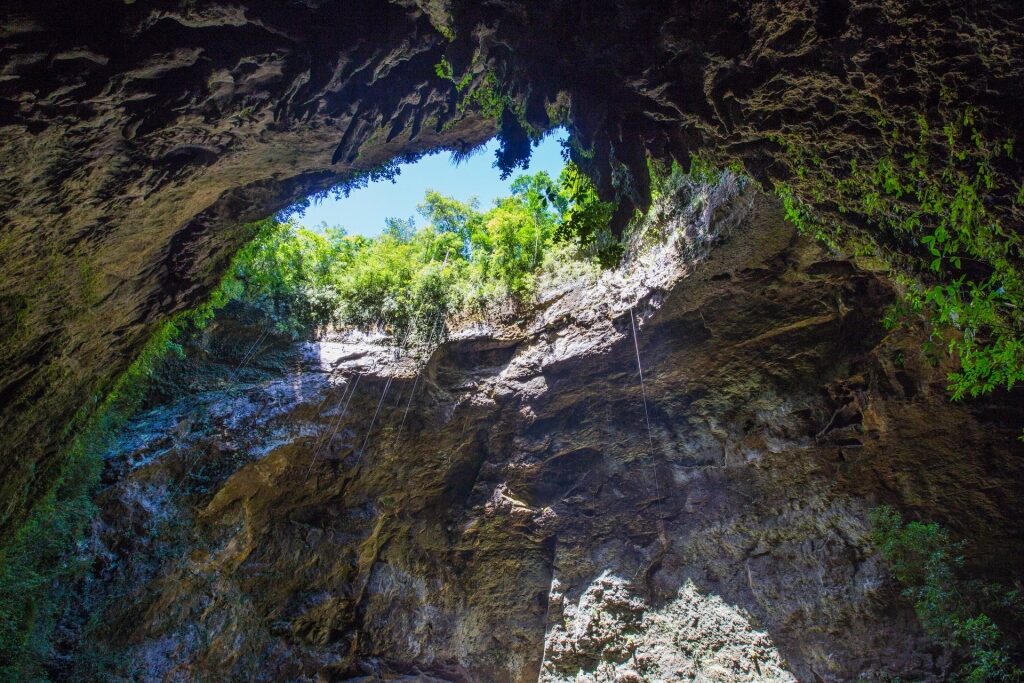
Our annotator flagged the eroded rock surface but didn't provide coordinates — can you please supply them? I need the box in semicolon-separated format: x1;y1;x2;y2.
541;575;795;682
55;184;1024;681
0;0;495;537
3;0;1024;543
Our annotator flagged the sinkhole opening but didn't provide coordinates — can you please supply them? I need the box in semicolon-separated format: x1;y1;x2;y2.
216;127;633;347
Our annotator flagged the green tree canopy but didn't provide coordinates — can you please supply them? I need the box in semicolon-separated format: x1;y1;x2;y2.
223;164;618;342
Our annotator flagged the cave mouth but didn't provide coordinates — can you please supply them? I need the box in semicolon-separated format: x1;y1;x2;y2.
0;157;763;682
200;124;639;351
2;0;1024;678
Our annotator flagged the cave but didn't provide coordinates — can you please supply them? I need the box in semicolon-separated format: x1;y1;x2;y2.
1;1;1023;680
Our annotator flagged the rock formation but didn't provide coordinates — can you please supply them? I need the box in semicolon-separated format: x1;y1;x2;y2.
3;0;1023;544
52;182;1023;681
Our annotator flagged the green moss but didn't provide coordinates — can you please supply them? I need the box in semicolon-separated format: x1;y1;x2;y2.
0;440;99;679
0;294;31;355
0;351;147;679
0;219;278;678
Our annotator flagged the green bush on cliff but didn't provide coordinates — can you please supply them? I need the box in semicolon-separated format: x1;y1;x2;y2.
869;506;1024;681
0;444;97;679
0;366;149;678
0;217;285;679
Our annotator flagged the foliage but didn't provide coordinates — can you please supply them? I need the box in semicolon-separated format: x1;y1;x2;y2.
227;220;354;336
869;507;1024;681
685;154;737;188
647;157;683;203
773;108;1024;404
555;163;621;266
225;166;614;340
434;56;540;178
426;12;456;42
0;325;187;678
335;228;463;341
435;57;517;123
0;437;98;679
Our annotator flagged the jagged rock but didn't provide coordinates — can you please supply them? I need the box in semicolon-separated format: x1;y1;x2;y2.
3;0;1024;544
540;574;795;682
55;184;1024;681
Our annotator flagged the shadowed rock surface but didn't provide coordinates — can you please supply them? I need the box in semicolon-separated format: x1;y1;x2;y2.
3;0;1024;543
54;185;1024;681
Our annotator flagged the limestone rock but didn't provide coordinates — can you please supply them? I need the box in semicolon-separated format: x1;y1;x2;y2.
53;184;1024;681
3;0;1023;544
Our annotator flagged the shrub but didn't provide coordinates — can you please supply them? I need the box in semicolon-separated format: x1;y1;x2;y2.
869;506;1024;681
773;108;1024;406
555;163;620;266
222;166;614;340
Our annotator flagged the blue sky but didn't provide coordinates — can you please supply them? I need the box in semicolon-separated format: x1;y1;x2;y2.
297;128;568;236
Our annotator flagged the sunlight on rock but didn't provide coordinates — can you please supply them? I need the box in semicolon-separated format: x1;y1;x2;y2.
540;573;796;683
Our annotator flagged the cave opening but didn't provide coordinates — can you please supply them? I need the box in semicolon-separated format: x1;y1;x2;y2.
295;129;569;238
203;125;636;351
2;0;1024;679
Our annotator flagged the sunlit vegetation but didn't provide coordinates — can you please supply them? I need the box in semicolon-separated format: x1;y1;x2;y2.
870;507;1024;681
225;164;617;342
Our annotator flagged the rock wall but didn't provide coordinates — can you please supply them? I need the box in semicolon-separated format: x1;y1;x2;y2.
0;0;496;539
3;0;1023;543
57;184;1024;681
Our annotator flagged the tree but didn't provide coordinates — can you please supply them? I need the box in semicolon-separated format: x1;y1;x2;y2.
418;191;482;257
555;163;620;266
383;216;416;242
